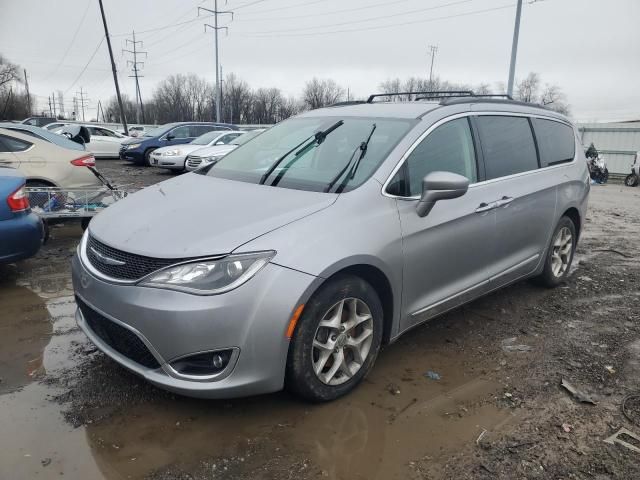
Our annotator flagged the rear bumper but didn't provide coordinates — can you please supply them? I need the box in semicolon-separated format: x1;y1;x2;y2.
0;212;43;263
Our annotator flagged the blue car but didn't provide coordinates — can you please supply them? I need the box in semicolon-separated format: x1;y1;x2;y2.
119;122;238;166
0;167;44;264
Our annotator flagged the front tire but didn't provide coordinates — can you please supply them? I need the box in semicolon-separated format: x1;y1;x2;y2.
286;275;383;402
535;216;577;288
143;148;156;167
625;173;639;187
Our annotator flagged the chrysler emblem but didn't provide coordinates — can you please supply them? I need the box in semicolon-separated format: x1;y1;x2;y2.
90;247;126;266
80;271;91;289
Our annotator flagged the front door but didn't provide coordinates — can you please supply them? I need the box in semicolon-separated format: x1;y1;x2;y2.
392;117;499;331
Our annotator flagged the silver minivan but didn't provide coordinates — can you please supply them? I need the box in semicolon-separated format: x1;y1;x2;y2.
72;94;590;401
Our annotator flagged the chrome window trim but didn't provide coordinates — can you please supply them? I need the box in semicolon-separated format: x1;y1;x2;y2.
381;111;576;199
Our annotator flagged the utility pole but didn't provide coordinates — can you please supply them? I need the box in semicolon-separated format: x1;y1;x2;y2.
98;0;128;134
428;45;438;87
48;96;53;117
124;30;147;124
199;1;233;122
507;0;523;98
52;92;57;117
76;87;89;121
23;69;31;115
57;90;65;119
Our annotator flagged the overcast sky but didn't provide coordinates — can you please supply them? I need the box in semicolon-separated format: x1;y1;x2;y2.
1;0;638;122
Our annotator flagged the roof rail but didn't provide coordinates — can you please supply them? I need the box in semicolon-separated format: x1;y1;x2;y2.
328;100;367;107
367;91;474;103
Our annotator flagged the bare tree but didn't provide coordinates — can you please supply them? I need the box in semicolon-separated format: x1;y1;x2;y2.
515;72;541;103
540;84;570;115
0;55;20;89
302;78;345;110
105;94;137;123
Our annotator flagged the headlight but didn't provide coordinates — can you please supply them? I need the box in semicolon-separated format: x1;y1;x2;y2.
203;155;222;163
164;149;181;156
140;251;275;294
126;143;141;149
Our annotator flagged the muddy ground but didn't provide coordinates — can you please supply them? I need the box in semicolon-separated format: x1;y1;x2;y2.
1;160;640;480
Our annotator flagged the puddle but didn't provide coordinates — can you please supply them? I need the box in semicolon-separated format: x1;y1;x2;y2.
0;226;515;479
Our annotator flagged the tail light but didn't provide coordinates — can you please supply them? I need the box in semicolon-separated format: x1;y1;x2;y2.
7;185;30;212
70;154;95;167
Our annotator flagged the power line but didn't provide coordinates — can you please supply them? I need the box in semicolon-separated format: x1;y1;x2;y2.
237;3;517;37
235;0;324;15
123;31;147;123
63;37;104;95
238;0;474;35
233;0;269;11
48;1;93;78
76;87;89;121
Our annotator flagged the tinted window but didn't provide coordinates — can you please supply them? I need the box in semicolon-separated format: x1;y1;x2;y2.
0;135;32;152
402;118;477;196
219;132;242;144
477;116;538;180
532;119;575;167
170;126;192;139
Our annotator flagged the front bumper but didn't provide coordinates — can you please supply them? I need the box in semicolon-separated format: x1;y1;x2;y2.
119;146;144;163
150;152;187;170
71;253;317;398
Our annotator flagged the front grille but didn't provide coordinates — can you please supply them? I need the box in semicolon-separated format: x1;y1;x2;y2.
186;156;202;168
86;234;183;281
76;296;161;369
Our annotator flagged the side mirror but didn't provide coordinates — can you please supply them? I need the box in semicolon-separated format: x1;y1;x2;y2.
416;171;469;217
166;133;175;141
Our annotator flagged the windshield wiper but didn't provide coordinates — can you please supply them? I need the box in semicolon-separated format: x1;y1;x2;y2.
325;123;376;193
259;120;344;186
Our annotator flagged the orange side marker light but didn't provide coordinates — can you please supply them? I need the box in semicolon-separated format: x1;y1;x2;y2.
286;304;305;339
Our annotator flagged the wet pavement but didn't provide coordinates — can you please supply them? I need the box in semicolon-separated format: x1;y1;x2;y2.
1;167;640;479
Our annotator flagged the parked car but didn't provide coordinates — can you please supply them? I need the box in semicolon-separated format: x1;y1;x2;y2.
128;126;146;137
0;167;44;264
80;125;128;159
151;130;245;171
624;152;639;187
0;128;100;191
0;123;86;152
119;122;238;166
72;94;589;401
22;117;57;127
184;129;264;171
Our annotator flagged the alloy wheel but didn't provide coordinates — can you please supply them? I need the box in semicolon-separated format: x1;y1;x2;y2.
551;226;573;277
311;298;374;386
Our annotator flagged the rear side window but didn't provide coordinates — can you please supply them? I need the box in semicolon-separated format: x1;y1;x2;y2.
532;119;575;167
0;135;32;152
476;116;538;180
402;118;478;196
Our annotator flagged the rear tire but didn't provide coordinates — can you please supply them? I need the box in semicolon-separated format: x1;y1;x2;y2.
625;173;639;187
286;275;383;402
143;148;156;167
534;216;577;288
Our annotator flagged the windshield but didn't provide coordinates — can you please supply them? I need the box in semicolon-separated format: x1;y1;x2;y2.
230;130;262;146
191;131;224;145
207;117;414;192
143;124;174;137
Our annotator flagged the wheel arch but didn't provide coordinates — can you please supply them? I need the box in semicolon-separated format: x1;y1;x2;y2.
303;260;398;345
561;207;581;238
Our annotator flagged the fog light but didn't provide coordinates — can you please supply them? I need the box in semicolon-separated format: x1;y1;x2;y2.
170;349;233;376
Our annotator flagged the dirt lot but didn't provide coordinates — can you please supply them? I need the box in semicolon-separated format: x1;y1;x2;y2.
1;160;640;479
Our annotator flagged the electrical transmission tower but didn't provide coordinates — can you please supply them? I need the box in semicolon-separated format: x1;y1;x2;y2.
76;87;89;121
57;90;65;119
123;31;147;124
428;45;438;87
199;1;233;123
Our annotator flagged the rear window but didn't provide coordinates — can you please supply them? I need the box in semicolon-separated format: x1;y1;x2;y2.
532;119;575;167
476;116;539;180
0;135;32;152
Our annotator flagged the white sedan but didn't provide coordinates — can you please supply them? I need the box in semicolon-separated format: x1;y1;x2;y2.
53;125;127;158
185;129;265;172
150;130;245;171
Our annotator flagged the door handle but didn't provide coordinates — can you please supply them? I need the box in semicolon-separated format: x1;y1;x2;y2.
475;202;495;213
495;196;514;208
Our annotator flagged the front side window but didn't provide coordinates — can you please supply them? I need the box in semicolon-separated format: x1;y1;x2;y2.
207;117;415;193
394;118;477;197
218;132;242;144
0;135;32;152
532;118;575;167
170;126;191;139
477;116;538;179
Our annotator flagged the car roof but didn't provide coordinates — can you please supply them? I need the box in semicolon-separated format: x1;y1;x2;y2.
0;124;86;151
298;98;569;123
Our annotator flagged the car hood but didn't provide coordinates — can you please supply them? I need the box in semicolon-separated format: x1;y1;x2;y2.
153;144;204;156
121;137;150;146
189;144;237;157
89;173;338;258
